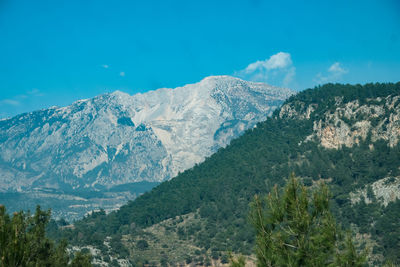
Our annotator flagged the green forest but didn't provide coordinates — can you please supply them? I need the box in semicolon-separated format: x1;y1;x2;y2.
46;82;400;266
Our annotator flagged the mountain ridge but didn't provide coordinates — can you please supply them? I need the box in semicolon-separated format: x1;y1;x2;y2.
0;75;293;218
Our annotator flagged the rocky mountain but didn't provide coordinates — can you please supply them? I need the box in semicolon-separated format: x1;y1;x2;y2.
59;82;400;265
0;75;293;218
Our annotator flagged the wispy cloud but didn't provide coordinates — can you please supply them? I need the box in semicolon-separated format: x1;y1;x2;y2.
314;62;348;84
235;52;296;87
101;64;109;69
27;88;44;97
0;99;20;106
119;71;125;77
0;88;44;108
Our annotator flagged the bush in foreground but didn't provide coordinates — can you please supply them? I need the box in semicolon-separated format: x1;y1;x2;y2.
0;205;91;266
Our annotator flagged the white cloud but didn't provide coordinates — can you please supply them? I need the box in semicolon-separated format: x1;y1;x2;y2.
244;52;292;73
265;52;292;70
328;62;347;75
101;64;109;69
119;71;125;77
314;62;348;84
235;52;295;87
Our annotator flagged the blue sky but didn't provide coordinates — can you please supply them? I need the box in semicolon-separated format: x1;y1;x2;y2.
0;0;399;118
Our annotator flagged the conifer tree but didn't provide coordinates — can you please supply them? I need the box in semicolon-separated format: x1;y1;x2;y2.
250;173;366;267
0;205;92;266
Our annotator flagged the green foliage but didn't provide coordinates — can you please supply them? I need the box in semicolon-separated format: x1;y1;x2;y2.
136;239;149;250
229;253;246;267
58;82;400;265
371;199;400;263
250;174;366;267
70;251;92;267
334;233;367;267
0;205;92;266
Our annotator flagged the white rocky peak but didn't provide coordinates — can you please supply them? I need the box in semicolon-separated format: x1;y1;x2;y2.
0;76;293;192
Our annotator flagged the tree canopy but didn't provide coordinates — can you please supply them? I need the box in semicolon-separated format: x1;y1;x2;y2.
250;174;366;267
0;205;91;267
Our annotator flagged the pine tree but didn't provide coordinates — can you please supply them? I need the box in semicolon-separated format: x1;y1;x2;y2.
229;253;246;267
250;173;366;267
70;251;92;267
0;205;92;266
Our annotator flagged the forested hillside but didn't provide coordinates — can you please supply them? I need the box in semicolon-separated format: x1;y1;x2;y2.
57;82;400;266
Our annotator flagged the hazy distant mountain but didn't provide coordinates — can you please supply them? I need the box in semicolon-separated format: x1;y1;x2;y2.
0;75;293;218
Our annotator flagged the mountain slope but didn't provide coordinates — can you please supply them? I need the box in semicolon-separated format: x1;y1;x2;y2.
61;82;400;265
0;76;292;219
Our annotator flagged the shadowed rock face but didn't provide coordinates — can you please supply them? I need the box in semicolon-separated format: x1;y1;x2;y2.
0;76;293;218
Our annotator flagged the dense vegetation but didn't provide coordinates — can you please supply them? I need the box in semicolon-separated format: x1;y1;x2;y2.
0;205;91;266
250;174;366;267
56;82;400;265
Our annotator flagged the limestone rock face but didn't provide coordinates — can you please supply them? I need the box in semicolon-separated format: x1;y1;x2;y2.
311;97;400;149
280;95;400;149
0;76;293;192
350;176;400;207
0;76;293;218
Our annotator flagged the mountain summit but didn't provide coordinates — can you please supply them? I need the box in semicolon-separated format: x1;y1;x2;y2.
0;76;293;218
